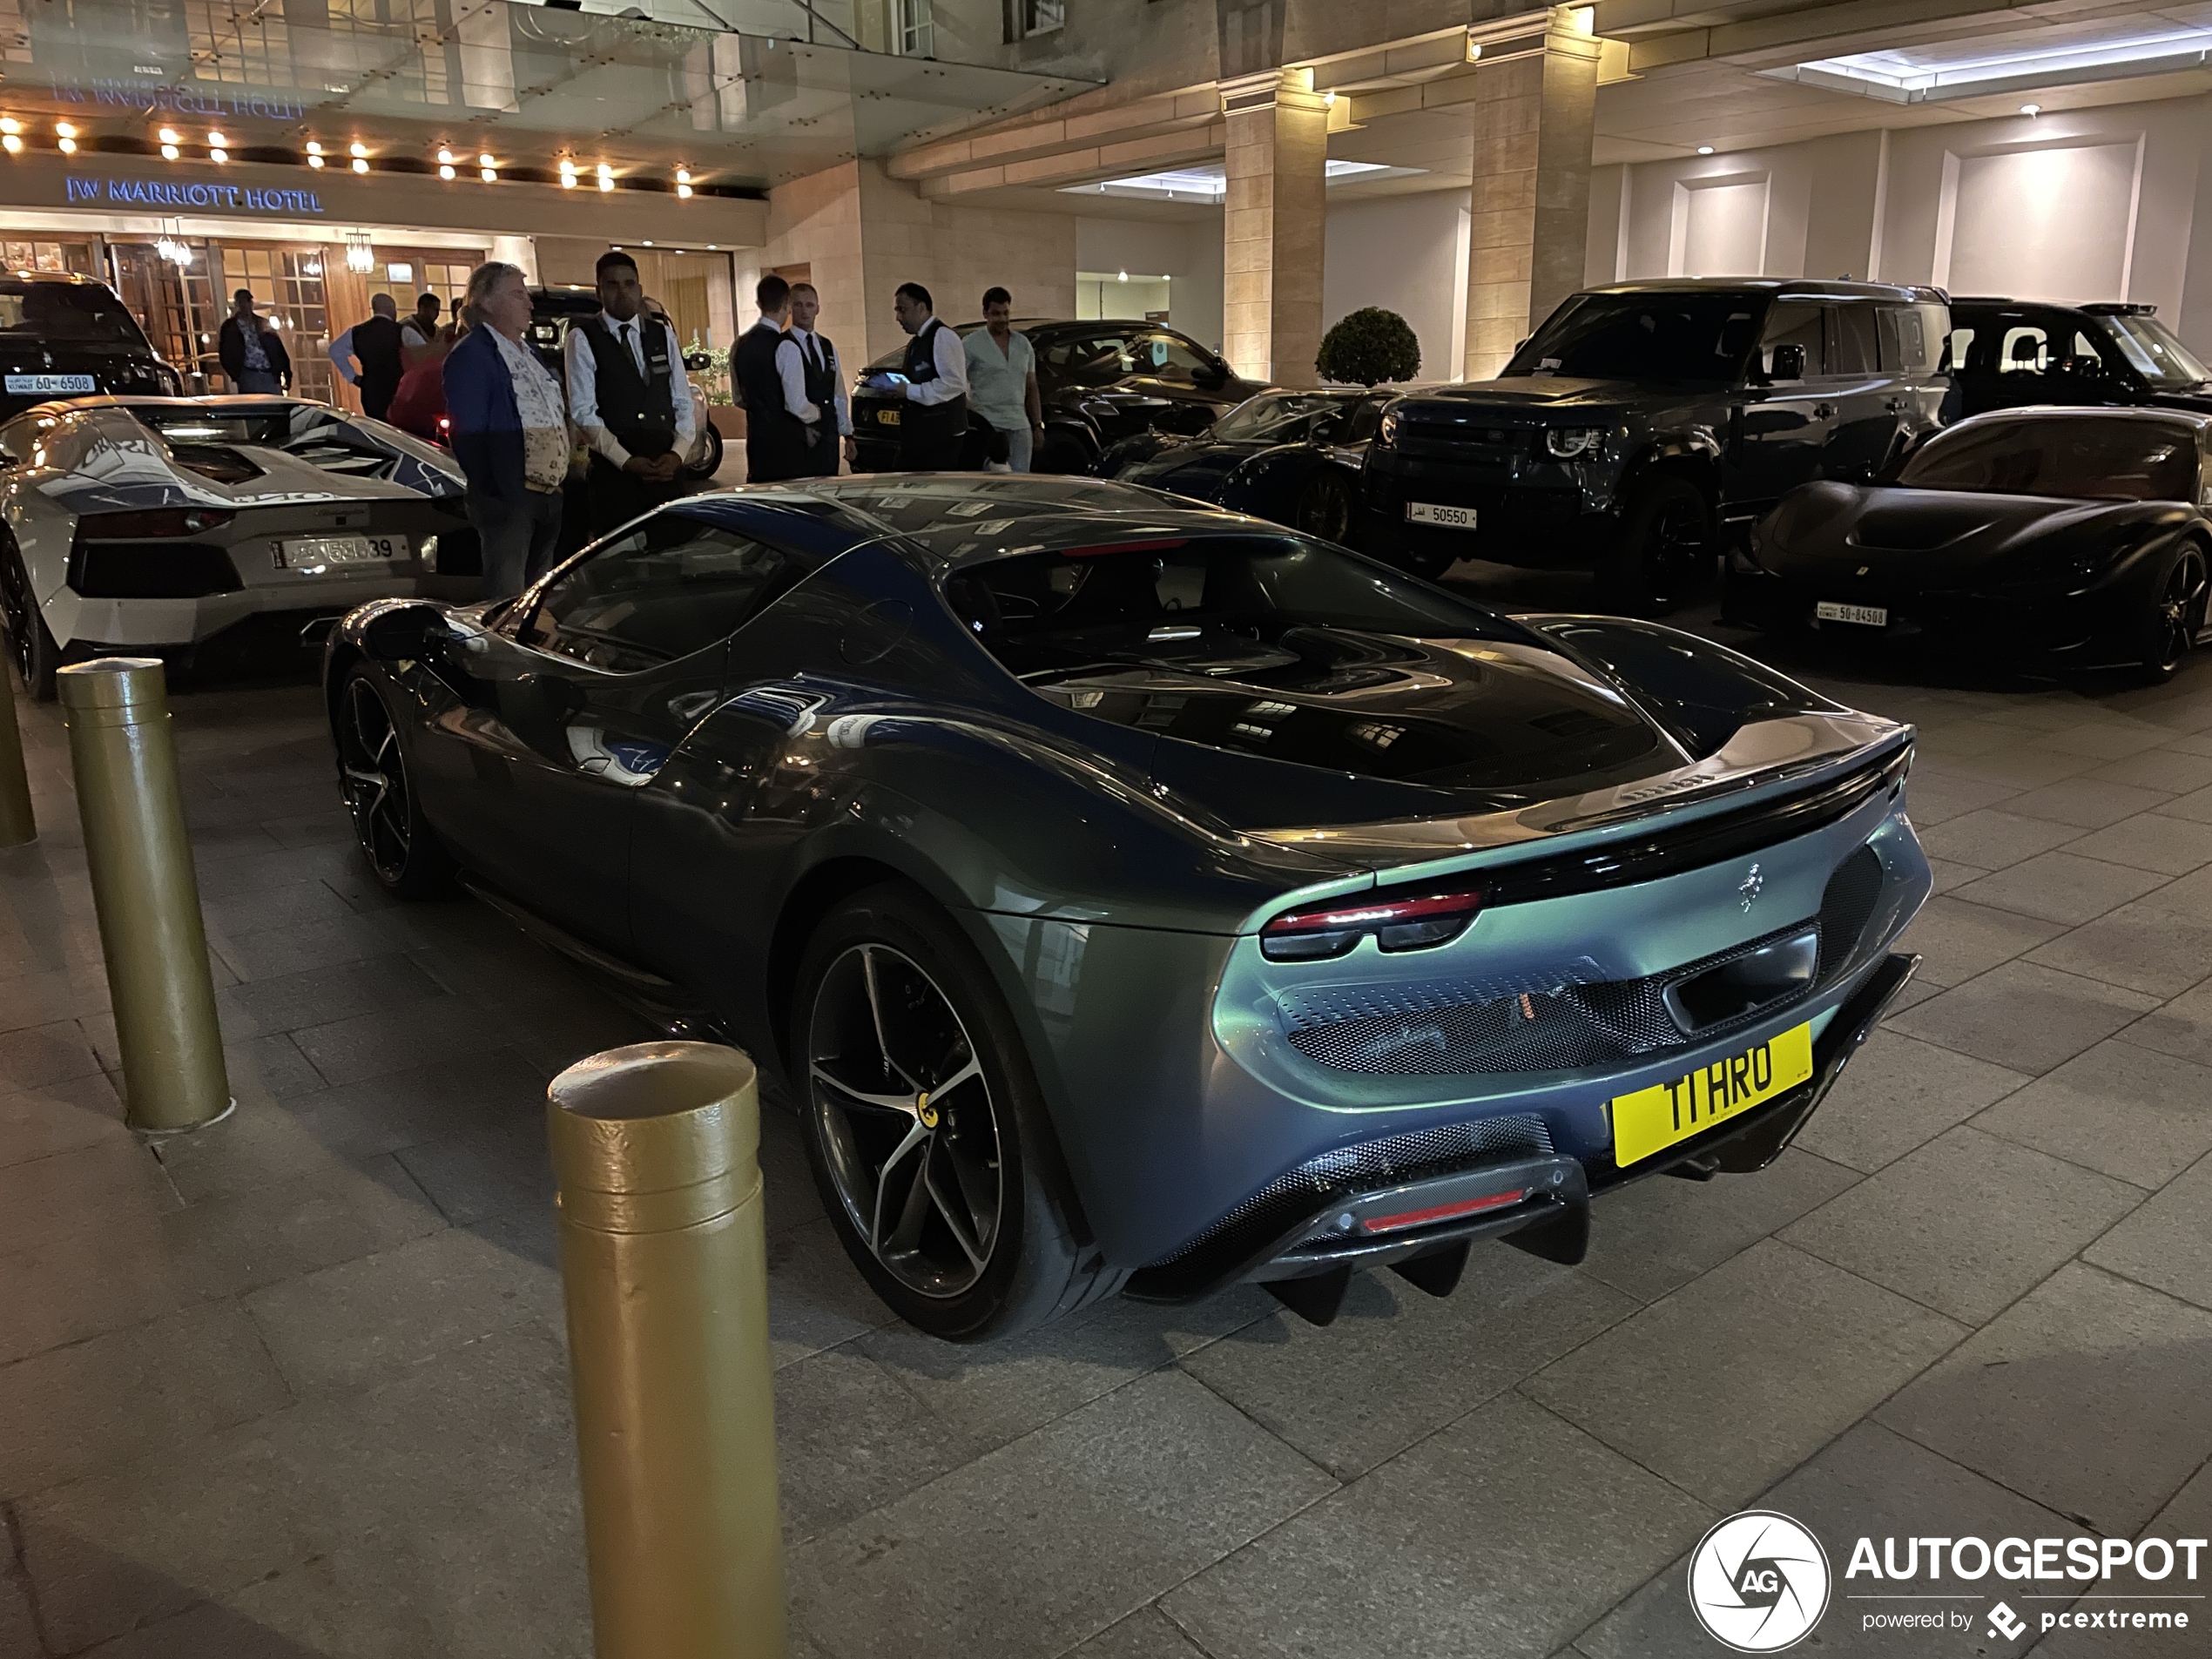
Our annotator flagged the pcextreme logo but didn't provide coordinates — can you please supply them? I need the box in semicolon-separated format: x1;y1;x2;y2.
1685;1513;2210;1649
1688;1511;1831;1652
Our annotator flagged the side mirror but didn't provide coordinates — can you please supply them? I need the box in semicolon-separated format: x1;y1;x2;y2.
361;603;454;662
1195;361;1228;389
683;350;712;373
1767;343;1807;382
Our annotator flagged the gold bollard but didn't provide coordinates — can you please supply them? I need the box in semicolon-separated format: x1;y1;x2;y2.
57;658;230;1131
548;1041;785;1659
0;650;33;847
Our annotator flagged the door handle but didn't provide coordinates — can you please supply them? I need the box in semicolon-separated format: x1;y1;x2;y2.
1813;402;1837;420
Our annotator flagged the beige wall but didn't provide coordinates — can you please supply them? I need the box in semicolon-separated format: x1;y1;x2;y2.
739;161;1077;364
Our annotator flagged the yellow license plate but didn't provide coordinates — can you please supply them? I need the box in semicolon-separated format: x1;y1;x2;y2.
1610;1022;1814;1167
877;407;900;426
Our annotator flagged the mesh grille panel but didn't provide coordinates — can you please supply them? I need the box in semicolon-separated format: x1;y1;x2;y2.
1148;1114;1554;1271
1286;841;1888;1077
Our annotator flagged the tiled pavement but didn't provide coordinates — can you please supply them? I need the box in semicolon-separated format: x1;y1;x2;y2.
3;590;2211;1657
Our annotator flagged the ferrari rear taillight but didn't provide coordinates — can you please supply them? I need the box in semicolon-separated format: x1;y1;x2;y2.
1260;886;1483;961
78;507;236;539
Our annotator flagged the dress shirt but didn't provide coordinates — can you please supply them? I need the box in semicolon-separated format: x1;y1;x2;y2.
774;327;853;436
491;327;572;493
963;327;1035;433
327;325;361;385
905;320;969;407
563;311;697;469
400;318;438;353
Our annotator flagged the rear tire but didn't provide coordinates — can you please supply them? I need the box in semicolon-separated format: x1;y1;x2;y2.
684;419;725;482
1293;469;1354;545
0;533;58;702
1035;435;1092;476
792;883;1123;1341
334;667;454;898
2130;539;2210;683
1598;474;1712;617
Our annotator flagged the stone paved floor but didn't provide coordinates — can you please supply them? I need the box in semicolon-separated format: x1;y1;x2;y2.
3;573;2210;1657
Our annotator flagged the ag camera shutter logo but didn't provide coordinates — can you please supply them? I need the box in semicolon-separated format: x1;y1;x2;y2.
1688;1510;1832;1652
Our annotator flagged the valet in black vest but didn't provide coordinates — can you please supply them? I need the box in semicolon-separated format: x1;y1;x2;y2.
347;312;405;421
878;281;968;471
734;274;808;484
565;251;692;537
775;297;846;479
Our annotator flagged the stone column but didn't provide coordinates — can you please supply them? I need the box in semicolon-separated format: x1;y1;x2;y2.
1464;8;1602;381
1221;65;1329;387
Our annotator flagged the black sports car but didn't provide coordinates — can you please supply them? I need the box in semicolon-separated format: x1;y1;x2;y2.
325;475;1927;1339
0;273;180;419
1738;407;2212;678
850;320;1262;475
1105;388;1404;545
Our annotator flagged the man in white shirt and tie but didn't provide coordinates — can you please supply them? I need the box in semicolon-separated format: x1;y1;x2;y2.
863;281;970;470
774;281;853;477
564;249;696;538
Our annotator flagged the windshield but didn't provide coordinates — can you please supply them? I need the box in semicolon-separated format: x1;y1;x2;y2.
1898;417;2200;502
865;322;985;374
1506;292;1761;383
2094;314;2210;389
0;283;149;348
1211;391;1352;443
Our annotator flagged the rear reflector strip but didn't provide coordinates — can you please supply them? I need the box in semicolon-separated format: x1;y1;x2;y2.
1361;1188;1527;1235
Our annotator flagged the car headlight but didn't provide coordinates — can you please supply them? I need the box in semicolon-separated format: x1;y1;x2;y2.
1379;408;1400;444
1545;426;1606;460
419;533;439;572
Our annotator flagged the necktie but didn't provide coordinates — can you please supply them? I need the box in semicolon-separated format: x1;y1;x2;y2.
619;321;636;373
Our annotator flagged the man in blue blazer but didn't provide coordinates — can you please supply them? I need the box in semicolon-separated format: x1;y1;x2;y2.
442;262;572;597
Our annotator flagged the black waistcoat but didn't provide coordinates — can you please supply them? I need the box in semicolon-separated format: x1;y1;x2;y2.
576;314;677;459
797;330;838;419
901;318;966;424
352;314;403;392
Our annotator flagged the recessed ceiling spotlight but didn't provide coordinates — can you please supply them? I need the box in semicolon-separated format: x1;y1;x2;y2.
352;157;368;173
2020;102;2041;115
209;146;227;164
1697;145;1715;155
158;127;179;144
349;141;368;158
438;164;455;180
206;131;226;146
437;148;453;165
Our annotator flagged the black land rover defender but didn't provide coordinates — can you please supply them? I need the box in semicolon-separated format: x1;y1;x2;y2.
1359;280;1951;610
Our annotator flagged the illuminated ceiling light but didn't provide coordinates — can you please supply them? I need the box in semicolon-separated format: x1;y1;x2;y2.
308;152;325;168
479;165;496;183
1771;25;2212;103
156;237;192;266
677;183;692;198
437;148;453;165
209;146;227;163
676;166;691;183
206;131;226;146
478;152;494;167
158;127;179;144
348;141;368;158
303;258;322;275
54;123;75;138
1117;269;1128;280
1697;145;1715;154
598;174;614;192
57;136;75;153
438;164;455;180
160;143;179;160
2020;101;2041;115
0;118;17;136
346;233;374;273
1323;91;1336;106
306;140;322;154
1;135;20;155
562;172;577;188
352;157;368;172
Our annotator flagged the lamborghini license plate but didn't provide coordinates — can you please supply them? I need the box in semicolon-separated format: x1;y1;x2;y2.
1610;1022;1815;1167
875;407;900;427
1407;502;1476;529
1816;600;1888;628
276;535;405;570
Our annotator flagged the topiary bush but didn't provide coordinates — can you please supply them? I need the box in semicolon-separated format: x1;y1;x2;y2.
1316;307;1421;386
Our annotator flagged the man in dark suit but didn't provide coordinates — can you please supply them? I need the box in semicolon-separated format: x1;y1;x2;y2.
734;274;806;484
218;290;290;394
326;294;405;421
443;261;571;597
565;249;694;537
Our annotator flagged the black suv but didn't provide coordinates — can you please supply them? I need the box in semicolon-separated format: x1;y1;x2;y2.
851;319;1261;475
1359;280;1950;607
1946;299;2212;419
0;273;179;421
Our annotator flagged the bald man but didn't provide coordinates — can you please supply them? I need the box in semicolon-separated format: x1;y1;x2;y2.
327;293;405;421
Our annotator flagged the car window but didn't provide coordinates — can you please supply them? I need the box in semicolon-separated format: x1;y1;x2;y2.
1507;292;1760;382
1129;330;1217;385
1877;305;1946;375
520;514;807;672
1346;395;1391;442
0;282;148;347
1999;325;2049;375
2094;314;2211;388
1944;326;1976;374
1211;391;1347;442
1898;416;2199;502
1038;331;1137;388
1757;303;1825;378
1826;305;1879;375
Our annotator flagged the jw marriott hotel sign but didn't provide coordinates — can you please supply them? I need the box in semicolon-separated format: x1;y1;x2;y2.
64;174;327;216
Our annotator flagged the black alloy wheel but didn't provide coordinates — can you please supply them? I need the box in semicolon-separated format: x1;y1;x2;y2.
334;668;451;897
1602;474;1712;617
0;533;60;702
793;884;1123;1340
1293;469;1355;546
2136;541;2211;682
